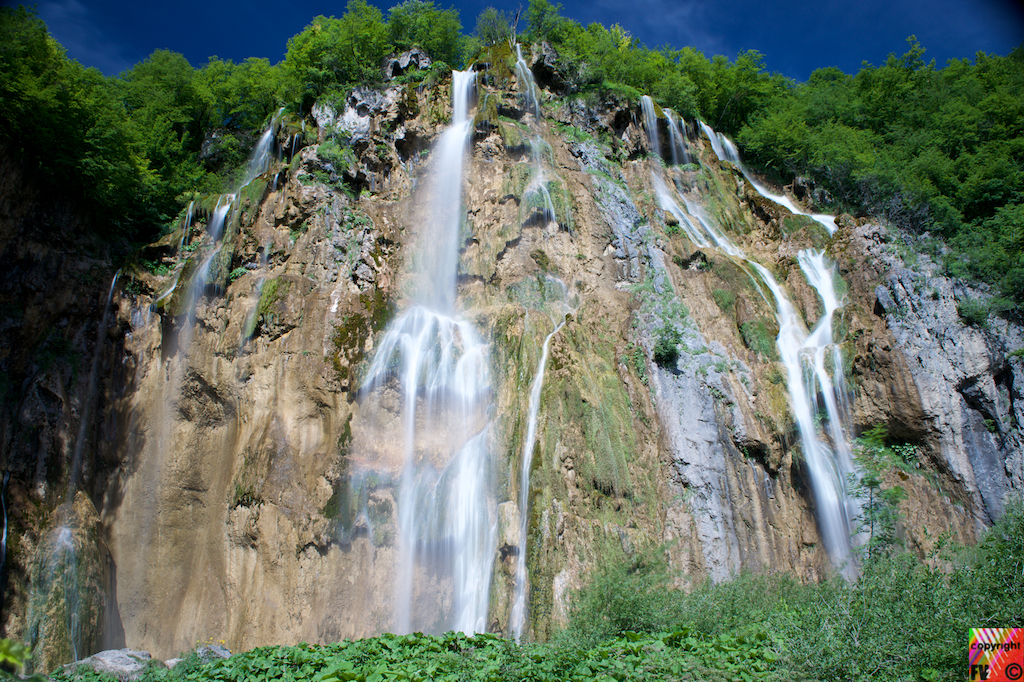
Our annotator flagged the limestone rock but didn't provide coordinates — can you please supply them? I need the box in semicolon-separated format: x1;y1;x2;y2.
64;649;156;680
28;492;110;674
385;48;432;80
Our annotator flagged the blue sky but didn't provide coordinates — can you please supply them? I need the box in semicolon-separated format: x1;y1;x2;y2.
25;0;1024;80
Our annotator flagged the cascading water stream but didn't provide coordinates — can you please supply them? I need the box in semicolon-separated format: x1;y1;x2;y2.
646;102;859;574
697;121;837;234
749;259;858;574
178;196;233;341
515;45;540;119
241;107;284;188
510;316;566;641
664;109;691;167
516;47;558;229
360;71;495;634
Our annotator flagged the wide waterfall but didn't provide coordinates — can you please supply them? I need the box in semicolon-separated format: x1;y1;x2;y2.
646;101;859;574
358;71;495;634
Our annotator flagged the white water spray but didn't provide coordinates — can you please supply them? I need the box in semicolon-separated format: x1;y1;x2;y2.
515;45;541;119
647;103;858;574
698;121;837;234
361;71;495;634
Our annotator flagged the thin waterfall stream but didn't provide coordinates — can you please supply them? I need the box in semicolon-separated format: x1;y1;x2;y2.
644;99;860;574
510;316;566;641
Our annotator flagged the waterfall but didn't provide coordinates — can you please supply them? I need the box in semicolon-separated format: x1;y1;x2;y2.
648;103;858;574
360;71;495;634
179;196;233;339
750;259;858;574
515;45;540;119
241;107;284;188
523;138;558;226
640;96;662;160
515;49;559;230
510;317;565;641
664;109;692;167
698;121;837;234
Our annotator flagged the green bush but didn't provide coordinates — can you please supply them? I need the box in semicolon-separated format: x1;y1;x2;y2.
563;544;679;647
740;319;776;359
652;325;682;368
957;298;989;327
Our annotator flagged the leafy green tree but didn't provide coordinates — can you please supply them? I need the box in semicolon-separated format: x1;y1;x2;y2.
115;49;206;216
388;1;463;67
0;7;160;237
524;0;570;44
194;56;284;132
475;7;513;47
283;0;390;110
849;425;909;561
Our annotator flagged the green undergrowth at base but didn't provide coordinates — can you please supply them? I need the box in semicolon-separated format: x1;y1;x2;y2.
51;503;1023;682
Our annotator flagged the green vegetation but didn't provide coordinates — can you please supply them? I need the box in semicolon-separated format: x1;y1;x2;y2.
711;288;736;312
8;0;1020;312
739;319;777;360
41;502;1023;681
736;41;1024;310
652;325;682;368
849;425;914;560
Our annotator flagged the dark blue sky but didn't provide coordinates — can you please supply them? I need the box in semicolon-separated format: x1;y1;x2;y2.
25;0;1024;81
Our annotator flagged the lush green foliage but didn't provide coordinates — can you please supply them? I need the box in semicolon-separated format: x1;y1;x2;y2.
388;1;465;70
45;504;1023;681
9;0;1020;312
475;7;514;47
518;0;1023;310
283;2;391;110
736;40;1024;309
652;325;682;368
0;7;285;242
849;425;912;560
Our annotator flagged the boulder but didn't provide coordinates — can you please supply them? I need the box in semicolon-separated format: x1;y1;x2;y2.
62;649;155;681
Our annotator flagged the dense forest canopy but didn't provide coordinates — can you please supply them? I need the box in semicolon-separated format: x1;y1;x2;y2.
1;0;1021;310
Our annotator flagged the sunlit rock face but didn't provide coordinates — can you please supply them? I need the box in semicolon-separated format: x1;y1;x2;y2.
0;44;1015;663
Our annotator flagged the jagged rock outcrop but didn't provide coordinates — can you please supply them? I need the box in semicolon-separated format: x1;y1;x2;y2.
850;223;1023;526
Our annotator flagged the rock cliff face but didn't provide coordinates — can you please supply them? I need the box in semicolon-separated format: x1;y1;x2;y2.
0;47;1018;663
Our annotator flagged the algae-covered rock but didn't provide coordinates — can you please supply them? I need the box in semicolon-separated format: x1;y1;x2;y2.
27;492;109;674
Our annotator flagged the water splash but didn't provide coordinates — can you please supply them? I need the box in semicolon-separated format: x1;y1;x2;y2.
523;138;558;227
415;71;476;312
750;255;858;574
664;109;691;167
641;96;662;160
241;107;284;188
515;45;541;119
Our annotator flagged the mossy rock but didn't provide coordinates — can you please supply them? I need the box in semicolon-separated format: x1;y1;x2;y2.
27;493;109;674
782;214;831;248
498;120;529;153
